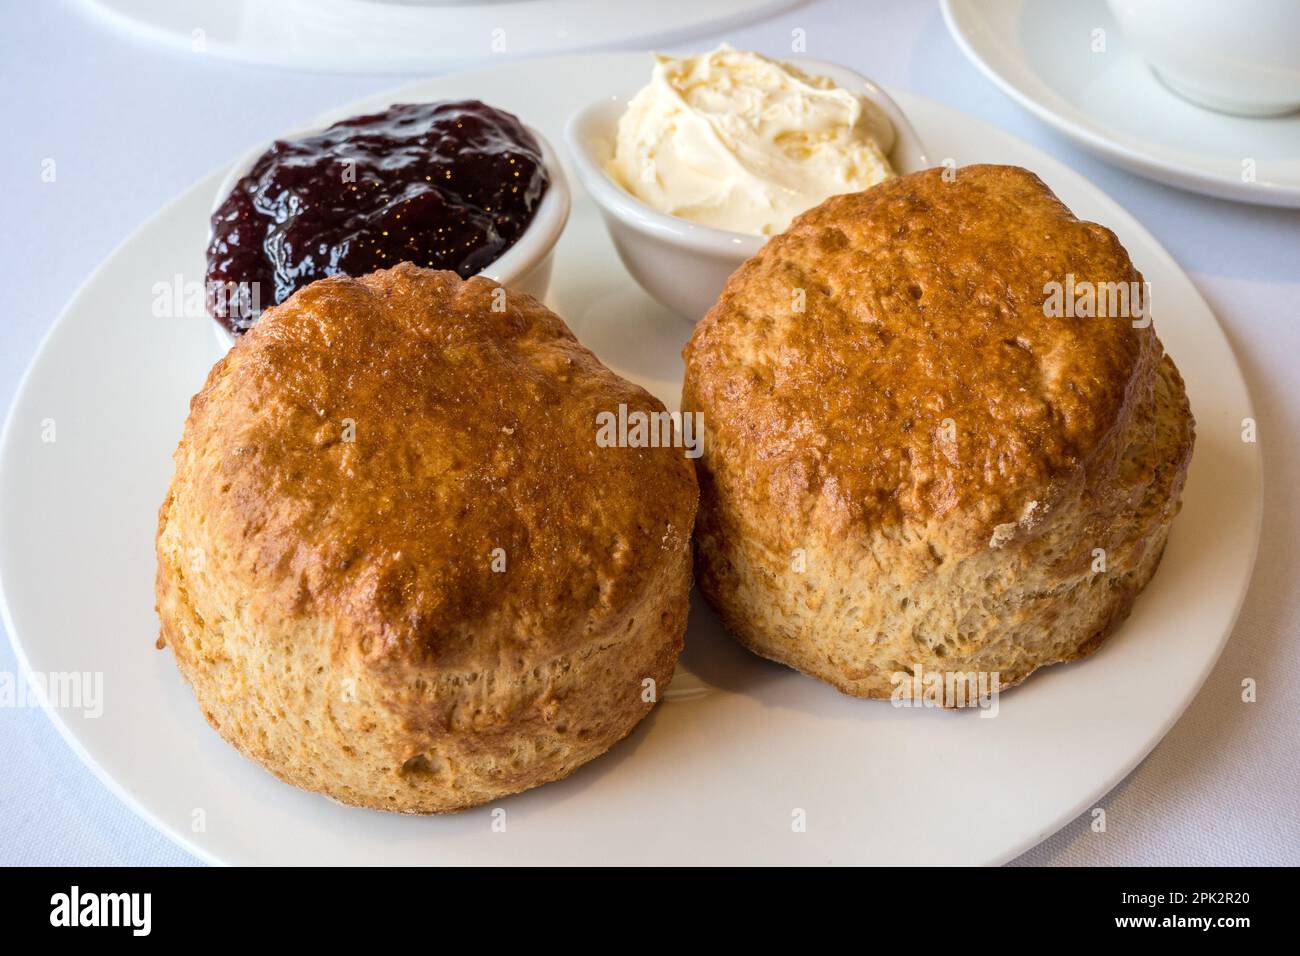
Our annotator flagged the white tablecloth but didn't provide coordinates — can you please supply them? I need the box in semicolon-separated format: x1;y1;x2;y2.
1;0;1296;866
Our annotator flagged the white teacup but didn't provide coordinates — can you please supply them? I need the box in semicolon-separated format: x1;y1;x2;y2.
1107;0;1300;116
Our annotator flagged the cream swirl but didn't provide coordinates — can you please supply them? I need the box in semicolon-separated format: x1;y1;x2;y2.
608;45;896;237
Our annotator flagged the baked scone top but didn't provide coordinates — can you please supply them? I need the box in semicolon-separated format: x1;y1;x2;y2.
683;164;1160;554
168;264;697;669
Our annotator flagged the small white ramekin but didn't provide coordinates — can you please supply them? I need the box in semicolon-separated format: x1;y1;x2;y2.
208;118;570;351
565;59;930;322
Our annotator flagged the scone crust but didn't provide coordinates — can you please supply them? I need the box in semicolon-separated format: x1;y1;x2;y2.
157;264;698;810
683;165;1194;697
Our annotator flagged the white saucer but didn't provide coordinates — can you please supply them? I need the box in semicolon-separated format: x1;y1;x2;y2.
942;0;1300;206
0;52;1260;866
80;0;800;73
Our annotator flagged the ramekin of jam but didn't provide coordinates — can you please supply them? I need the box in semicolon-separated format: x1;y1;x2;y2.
206;99;570;344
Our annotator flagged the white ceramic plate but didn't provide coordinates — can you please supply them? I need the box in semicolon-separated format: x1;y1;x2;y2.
80;0;800;73
0;52;1260;866
942;0;1300;206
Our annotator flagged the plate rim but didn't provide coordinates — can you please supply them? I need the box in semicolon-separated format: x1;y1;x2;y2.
77;0;804;75
0;51;1265;866
940;0;1300;208
0;171;238;867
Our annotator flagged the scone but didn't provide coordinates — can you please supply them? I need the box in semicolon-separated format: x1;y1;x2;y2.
157;264;698;811
682;165;1194;699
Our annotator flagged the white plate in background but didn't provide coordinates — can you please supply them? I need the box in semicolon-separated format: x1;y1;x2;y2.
942;0;1300;206
81;0;800;73
0;52;1260;865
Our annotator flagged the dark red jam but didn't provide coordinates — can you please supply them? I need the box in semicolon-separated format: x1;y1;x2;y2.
206;99;549;334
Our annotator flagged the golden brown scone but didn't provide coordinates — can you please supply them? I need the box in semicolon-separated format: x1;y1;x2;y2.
157;263;698;811
682;165;1194;699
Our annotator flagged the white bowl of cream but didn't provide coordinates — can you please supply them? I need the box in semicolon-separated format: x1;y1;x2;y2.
565;47;929;321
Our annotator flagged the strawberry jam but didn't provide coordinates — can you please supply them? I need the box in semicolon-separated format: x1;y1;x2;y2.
206;100;549;334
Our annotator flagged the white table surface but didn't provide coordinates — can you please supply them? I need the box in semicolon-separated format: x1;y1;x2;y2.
1;0;1296;867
